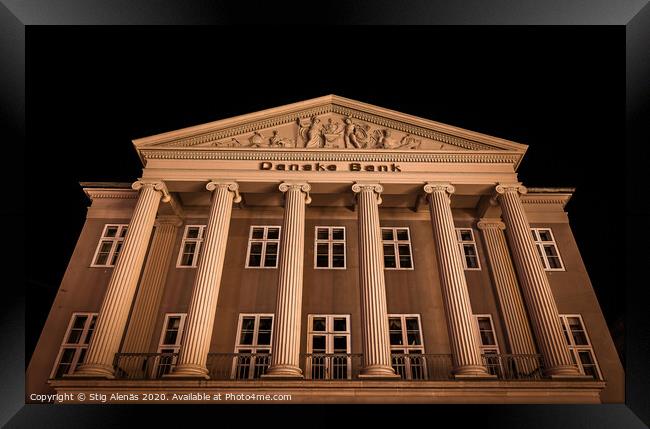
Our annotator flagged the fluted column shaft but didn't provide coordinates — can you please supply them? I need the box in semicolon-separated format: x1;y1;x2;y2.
477;219;537;369
495;183;580;377
352;183;399;378
74;180;170;378
121;216;182;353
424;183;489;377
264;182;311;378
169;181;241;378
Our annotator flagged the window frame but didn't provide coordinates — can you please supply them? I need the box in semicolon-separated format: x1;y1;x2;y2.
473;314;502;377
387;314;426;380
90;224;129;267
559;314;603;379
232;313;275;380
175;225;207;268
306;314;352;380
456;228;481;270
50;312;98;379
531;227;565;271
314;226;347;270
245;226;282;269
381;227;415;271
154;313;187;377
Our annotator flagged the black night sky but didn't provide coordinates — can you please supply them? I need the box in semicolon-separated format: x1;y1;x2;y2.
25;26;625;365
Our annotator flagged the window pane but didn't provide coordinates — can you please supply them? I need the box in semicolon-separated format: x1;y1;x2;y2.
267;228;280;240
99;241;113;253
317;243;329;255
120;227;128;237
105;226;118;237
548;256;562;269
390;332;403;345
407;332;421;346
463;244;476;256
480;331;496;346
460;230;473;241
84;316;97;344
405;318;419;331
239;330;254;345
317;228;329;240
186;227;200;239
95;252;109;266
163;330;178;345
466;256;479;269
396;229;409;241
75;348;87;369
258;317;272;331
167;316;181;330
539;230;553;241
543;245;558;257
252;228;264;239
257;332;271;345
67;329;84;345
316;255;329;267
55;348;76;378
332;243;344;255
531;229;538;240
382;229;394;241
333;336;347;352
111;242;123;265
241;317;255;331
332;228;345;240
333;318;347;332
248;254;261;267
332;254;345;268
250;242;263;254
266;243;278;256
389;318;402;330
312;318;326;331
264;254;277;267
312;335;326;352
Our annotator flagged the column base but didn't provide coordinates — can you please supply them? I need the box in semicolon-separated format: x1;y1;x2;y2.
164;363;210;380
452;365;494;379
67;363;115;379
544;365;588;379
262;364;304;379
359;365;401;379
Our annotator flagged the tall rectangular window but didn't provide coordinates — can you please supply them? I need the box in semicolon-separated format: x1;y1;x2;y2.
155;313;187;377
176;225;206;268
314;227;346;269
388;314;426;380
560;314;602;379
51;313;98;378
531;228;565;271
245;226;281;268
233;314;274;379
381;227;414;270
91;224;128;267
307;315;351;380
474;314;501;376
456;228;481;270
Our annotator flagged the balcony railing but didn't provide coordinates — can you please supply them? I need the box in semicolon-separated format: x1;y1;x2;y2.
99;352;595;381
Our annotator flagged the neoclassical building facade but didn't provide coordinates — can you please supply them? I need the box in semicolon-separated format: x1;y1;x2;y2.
27;95;624;403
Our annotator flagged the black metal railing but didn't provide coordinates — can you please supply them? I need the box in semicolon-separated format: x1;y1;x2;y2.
96;352;597;381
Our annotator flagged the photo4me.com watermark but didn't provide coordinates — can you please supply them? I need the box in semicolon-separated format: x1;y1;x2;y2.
29;392;293;403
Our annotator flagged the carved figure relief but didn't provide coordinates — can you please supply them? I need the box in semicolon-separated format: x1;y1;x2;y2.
249;131;265;147
269;130;296;148
344;117;370;148
298;117;322;148
321;118;344;148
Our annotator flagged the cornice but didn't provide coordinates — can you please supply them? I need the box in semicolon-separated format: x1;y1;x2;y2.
83;188;138;200
140;149;522;165
521;194;572;207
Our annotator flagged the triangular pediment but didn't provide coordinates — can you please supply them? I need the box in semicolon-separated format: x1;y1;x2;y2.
133;95;527;168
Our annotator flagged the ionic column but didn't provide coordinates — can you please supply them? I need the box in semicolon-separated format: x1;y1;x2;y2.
424;183;489;377
121;215;182;353
264;182;311;378
495;183;580;377
74;180;171;378
168;181;241;378
352;183;399;378
477;219;537;365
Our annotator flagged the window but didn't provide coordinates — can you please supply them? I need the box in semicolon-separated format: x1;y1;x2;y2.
559;314;602;379
155;313;187;377
51;313;98;378
456;228;481;270
388;314;426;380
233;314;274;379
176;225;206;268
474;314;501;376
381;227;414;270
245;226;281;268
531;228;565;271
307;315;351;380
91;224;128;267
314;227;346;269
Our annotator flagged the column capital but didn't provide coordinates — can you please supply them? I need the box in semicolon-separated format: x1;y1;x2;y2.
477;218;506;231
206;180;242;203
132;180;171;203
495;183;528;196
155;215;183;227
352;182;383;204
423;182;455;196
279;182;312;204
